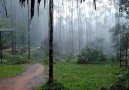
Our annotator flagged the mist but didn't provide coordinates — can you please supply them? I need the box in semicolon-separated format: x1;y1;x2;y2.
0;0;125;57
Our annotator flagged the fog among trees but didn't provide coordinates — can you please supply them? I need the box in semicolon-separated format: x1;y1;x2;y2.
0;0;129;89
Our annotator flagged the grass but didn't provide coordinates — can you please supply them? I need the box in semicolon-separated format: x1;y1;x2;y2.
0;64;26;79
40;62;119;90
36;80;69;90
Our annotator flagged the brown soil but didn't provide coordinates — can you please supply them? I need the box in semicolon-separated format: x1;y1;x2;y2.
0;64;45;90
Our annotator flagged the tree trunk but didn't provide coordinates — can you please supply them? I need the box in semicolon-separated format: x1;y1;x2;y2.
28;0;30;60
49;0;54;83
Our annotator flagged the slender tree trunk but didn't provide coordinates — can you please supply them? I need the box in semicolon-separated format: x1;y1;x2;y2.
71;0;74;53
117;34;119;60
78;4;81;53
49;0;54;83
28;0;30;60
60;1;62;55
11;0;14;55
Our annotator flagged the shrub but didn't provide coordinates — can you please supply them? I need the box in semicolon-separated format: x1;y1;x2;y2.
77;47;106;64
2;52;29;64
108;69;129;90
3;52;12;61
102;68;129;90
43;56;49;64
106;56;118;64
6;55;29;64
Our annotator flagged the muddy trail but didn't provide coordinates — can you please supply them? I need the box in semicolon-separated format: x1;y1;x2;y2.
0;64;45;90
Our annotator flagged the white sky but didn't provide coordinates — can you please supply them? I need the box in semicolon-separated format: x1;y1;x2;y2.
53;0;116;24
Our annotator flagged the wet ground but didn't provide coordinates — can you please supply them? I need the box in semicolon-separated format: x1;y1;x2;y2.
0;64;45;90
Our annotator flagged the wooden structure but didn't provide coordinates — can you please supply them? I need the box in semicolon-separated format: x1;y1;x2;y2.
120;34;128;68
0;29;15;63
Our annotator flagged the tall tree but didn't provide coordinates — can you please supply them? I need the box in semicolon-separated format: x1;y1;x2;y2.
48;0;54;83
119;0;129;18
110;23;129;58
18;0;96;83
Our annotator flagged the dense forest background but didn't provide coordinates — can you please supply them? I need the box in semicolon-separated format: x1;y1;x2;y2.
0;0;122;57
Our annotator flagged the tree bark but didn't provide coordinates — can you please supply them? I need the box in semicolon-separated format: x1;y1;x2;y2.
49;0;54;83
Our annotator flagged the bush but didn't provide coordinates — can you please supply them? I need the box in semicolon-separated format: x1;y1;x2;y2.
3;52;12;61
2;52;29;64
43;56;49;64
77;47;106;64
106;56;118;64
102;68;129;90
36;80;69;90
5;55;29;65
12;55;29;64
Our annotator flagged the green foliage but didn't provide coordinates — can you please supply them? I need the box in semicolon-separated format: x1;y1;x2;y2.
119;0;129;16
109;23;129;59
102;68;129;90
109;23;129;49
77;37;106;64
77;46;106;64
36;80;69;90
2;53;29;65
9;55;29;65
43;56;56;65
107;68;129;90
43;56;49;64
3;52;12;61
106;56;118;64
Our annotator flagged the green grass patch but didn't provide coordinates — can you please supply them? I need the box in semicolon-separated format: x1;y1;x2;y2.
36;62;118;90
53;62;118;90
0;64;26;79
36;80;69;90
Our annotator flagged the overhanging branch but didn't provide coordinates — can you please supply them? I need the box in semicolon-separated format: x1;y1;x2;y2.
19;0;96;19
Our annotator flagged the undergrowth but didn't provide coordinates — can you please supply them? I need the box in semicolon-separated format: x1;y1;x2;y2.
106;68;129;90
36;80;69;90
3;52;29;64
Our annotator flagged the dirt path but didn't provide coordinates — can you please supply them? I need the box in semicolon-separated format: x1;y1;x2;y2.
0;64;45;90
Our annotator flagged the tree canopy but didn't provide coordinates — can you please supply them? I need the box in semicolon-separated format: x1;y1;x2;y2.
119;0;129;17
19;0;96;19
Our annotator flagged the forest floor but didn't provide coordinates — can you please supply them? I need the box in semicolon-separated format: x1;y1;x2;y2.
0;64;45;90
52;62;118;90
